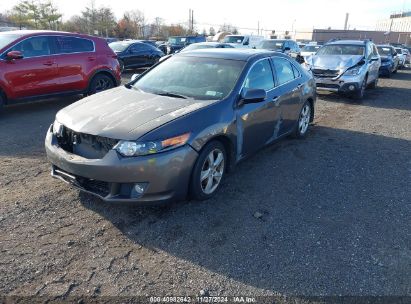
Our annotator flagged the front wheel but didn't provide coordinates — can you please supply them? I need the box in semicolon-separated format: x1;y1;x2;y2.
189;141;226;201
353;77;367;100
293;101;312;138
88;74;115;95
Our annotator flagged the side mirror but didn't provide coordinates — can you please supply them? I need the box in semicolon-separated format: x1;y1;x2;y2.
370;56;379;62
284;47;291;52
393;52;398;56
130;73;140;81
6;51;23;60
238;89;266;106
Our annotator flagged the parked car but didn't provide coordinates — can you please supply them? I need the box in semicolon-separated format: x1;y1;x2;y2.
161;35;207;54
300;44;322;58
306;40;381;99
394;47;406;68
377;45;399;77
109;40;164;72
0;30;121;112
256;39;303;63
45;49;316;204
222;35;264;48
105;37;119;44
402;48;410;64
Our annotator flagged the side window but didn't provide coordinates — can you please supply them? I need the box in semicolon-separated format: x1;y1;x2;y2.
273;58;296;85
11;36;51;58
244;59;274;91
291;63;301;78
54;36;94;54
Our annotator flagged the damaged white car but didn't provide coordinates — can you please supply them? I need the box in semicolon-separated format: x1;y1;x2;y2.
304;40;381;100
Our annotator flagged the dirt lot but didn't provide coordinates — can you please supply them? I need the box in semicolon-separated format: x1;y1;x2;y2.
0;69;410;300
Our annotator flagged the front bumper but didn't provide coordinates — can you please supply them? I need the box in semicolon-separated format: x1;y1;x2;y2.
45;126;198;204
314;74;364;93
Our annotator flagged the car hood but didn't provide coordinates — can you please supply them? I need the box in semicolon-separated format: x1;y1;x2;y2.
307;55;364;70
55;86;219;140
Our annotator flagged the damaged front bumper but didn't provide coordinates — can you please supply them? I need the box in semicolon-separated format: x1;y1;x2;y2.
314;73;364;94
45;125;198;205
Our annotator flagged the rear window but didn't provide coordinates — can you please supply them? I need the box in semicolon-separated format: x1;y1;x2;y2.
54;36;94;54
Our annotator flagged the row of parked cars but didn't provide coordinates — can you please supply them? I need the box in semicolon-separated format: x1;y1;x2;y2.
1;29;408;206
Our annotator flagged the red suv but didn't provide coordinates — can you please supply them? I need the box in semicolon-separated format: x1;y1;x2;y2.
0;30;121;111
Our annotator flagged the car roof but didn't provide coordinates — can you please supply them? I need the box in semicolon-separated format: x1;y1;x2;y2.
327;40;367;45
376;45;393;48
0;30;96;39
176;48;290;61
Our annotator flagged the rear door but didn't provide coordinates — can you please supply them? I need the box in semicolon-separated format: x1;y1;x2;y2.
236;58;281;158
51;35;95;92
4;36;58;99
272;57;303;135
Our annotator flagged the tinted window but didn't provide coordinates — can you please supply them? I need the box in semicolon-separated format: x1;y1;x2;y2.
244;59;274;91
54;36;94;54
273;58;295;85
10;36;51;58
291;63;301;78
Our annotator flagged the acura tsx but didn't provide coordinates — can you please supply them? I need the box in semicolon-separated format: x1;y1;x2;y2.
45;49;316;204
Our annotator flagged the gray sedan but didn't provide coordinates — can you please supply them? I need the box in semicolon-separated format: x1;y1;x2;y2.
45;49;316;205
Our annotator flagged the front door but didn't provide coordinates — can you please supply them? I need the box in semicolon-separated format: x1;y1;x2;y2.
236;58;280;159
4;36;58;99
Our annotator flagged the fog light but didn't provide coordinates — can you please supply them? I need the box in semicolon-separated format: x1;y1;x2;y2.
349;85;355;91
134;183;146;194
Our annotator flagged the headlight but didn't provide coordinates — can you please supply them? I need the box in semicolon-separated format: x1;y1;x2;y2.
52;119;63;136
115;133;190;157
344;67;361;76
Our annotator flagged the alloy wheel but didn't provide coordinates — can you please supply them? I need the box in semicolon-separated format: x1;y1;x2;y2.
95;78;111;93
200;148;225;195
298;104;311;135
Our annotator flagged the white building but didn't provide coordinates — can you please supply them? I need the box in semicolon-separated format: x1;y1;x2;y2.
376;11;411;32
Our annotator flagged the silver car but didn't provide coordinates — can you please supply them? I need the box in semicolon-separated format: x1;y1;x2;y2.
305;40;381;100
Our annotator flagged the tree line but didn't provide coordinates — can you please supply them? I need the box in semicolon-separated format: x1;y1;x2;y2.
1;0;239;39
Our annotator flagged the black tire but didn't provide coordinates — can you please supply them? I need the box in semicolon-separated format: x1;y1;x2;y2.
353;76;367;100
293;101;312;138
0;91;5;114
189;140;226;201
88;74;115;95
118;59;125;73
368;78;378;89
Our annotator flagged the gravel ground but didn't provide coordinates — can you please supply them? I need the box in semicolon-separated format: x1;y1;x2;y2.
0;68;410;300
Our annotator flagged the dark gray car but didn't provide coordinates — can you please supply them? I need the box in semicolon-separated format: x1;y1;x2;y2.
45;49;316;205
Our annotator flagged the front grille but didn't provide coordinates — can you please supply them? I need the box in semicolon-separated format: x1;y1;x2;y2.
79;178;110;197
316;83;340;89
56;126;118;159
312;68;340;78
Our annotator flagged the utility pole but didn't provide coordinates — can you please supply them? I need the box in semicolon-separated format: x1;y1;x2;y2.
188;9;194;34
344;13;349;30
191;9;194;34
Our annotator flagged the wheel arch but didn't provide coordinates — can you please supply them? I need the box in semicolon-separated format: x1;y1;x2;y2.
87;69;119;92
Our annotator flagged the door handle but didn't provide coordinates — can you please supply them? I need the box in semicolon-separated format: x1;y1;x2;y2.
88;56;96;61
43;61;55;66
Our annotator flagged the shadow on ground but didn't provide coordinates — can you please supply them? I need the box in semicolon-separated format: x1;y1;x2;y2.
82;126;411;295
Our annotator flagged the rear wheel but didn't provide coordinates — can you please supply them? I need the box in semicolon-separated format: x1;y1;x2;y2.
293;101;312;138
88;74;115;95
189;141;226;201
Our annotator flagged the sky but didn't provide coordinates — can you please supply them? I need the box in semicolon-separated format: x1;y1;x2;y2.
2;0;411;33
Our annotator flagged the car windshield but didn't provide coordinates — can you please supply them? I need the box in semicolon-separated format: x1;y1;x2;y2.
0;33;22;50
133;56;245;100
377;47;391;56
302;45;320;52
395;48;402;53
181;44;215;52
316;45;365;56
223;36;245;44
257;40;283;50
109;41;131;52
168;37;187;45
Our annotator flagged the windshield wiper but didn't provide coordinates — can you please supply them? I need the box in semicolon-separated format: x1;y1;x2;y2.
155;91;188;99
